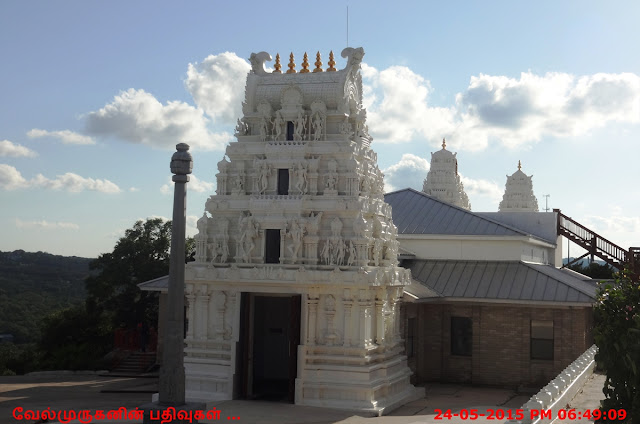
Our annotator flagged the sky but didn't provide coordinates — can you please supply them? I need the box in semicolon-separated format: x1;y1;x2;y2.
1;1;639;259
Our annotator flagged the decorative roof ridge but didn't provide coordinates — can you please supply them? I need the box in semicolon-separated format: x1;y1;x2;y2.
249;47;364;76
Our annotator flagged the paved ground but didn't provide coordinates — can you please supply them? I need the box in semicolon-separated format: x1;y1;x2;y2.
0;372;605;424
553;373;607;424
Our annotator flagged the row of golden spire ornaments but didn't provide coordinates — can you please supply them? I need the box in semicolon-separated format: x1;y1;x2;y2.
273;51;337;73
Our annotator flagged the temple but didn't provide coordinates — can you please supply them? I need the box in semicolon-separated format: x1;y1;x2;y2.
138;47;609;414
182;48;421;413
422;139;471;210
498;161;539;212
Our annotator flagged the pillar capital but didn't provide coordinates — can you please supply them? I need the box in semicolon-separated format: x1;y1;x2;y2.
170;143;193;176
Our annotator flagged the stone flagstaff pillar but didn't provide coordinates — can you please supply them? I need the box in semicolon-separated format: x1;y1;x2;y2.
144;143;205;424
160;142;192;405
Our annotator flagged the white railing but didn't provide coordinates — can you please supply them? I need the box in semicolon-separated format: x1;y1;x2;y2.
505;345;598;424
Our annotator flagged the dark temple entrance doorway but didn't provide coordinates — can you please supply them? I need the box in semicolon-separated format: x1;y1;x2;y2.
238;293;301;403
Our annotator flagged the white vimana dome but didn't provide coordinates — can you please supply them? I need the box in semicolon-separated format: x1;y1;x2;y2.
498;160;539;212
422;138;471;210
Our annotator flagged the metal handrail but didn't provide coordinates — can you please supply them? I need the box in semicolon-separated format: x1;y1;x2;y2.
555;210;629;268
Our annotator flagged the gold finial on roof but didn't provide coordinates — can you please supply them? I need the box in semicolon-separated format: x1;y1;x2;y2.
286;52;296;73
327;50;336;71
300;52;310;73
518;160;522;170
442;138;446;149
273;53;282;73
313;51;323;72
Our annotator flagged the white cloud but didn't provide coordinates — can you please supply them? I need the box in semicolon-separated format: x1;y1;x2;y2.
186;215;198;237
0;140;37;157
27;128;95;145
0;164;120;193
0;164;28;190
459;175;503;203
581;215;640;235
185;52;251;125
31;173;121;193
15;219;79;230
361;65;640;151
362;64;455;146
578;213;640;253
454;71;640;149
129;187;140;192
382;153;430;193
160;174;215;194
84;88;230;151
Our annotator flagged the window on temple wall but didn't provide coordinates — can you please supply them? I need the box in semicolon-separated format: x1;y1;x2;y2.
265;229;280;264
531;320;554;360
451;317;472;356
286;121;294;141
277;169;289;195
406;318;416;358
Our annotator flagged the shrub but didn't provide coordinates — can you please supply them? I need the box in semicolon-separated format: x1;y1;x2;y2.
594;269;640;422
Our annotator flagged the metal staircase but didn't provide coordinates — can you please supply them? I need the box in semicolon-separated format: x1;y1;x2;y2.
555;209;639;277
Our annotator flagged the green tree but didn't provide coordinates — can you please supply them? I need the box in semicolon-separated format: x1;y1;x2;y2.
594;269;640;422
569;261;615;279
27;218;193;372
85;218;172;329
38;305;111;370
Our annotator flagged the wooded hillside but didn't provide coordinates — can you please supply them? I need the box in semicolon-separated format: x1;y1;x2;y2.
0;250;93;343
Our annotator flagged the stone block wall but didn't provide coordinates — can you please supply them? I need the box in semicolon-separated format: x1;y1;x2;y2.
402;302;593;388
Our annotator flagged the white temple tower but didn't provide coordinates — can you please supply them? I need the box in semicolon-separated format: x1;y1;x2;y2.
185;48;421;414
498;161;539;212
422;139;471;210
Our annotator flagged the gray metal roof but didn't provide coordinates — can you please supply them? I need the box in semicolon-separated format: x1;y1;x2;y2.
404;259;596;304
476;212;557;243
385;188;535;238
137;275;169;292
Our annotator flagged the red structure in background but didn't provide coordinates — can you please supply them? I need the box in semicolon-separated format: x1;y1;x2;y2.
114;327;158;352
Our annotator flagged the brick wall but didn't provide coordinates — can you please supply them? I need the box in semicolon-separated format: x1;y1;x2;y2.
402;302;593;388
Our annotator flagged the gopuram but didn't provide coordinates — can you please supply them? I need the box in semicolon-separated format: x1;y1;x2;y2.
422;139;471;210
185;48;422;414
498;160;539;212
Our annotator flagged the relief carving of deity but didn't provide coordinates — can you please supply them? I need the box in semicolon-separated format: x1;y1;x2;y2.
312;112;323;141
294;161;308;194
294;111;307;141
254;158;271;194
271;110;284;141
287;218;305;261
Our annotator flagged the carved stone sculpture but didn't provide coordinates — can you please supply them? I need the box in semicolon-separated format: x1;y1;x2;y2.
234;119;249;136
238;213;259;263
347;240;356;266
208;240;219;264
254;158;271;194
306;211;323;235
325;159;338;192
287;218;305;261
271;110;284;141
339;117;352;137
373;238;383;266
294;111;306;141
312;111;323;141
259;118;269;142
294;161;308;194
